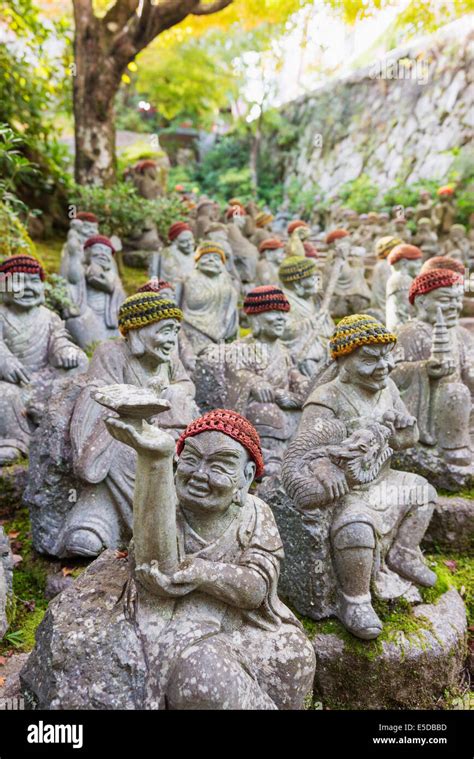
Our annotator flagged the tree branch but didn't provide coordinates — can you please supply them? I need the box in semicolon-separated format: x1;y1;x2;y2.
102;0;139;32
192;0;233;15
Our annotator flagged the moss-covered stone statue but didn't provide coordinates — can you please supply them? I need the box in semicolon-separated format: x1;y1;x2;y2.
369;236;403;320
0;255;87;465
385;243;423;332
154;222;196;288
22;409;315;710
281;315;436;640
256;238;286;286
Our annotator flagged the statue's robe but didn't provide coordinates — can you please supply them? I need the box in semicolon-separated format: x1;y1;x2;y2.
66;266;125;349
323;248;371;316
280;286;331;371
135;493;315;709
0;304;87;455
370;259;391;317
60;339;199;553
385;271;415;332
181;269;238;355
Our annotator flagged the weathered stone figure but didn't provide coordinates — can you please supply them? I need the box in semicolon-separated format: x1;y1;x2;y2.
60;211;99;278
58;293;199;558
225;206;259;288
414;217;439;260
432;185;456;236
369;236;403;319
0;255;87;464
22;409;316;710
154;222;196;287
278;256;330;376
323;229;371;317
180;241;238;356
250;211;274;249
442;223;471;262
65;234;126;350
285;220;310;258
256;238;286;286
391;268;474;470
385;243;423;331
282;315;436;640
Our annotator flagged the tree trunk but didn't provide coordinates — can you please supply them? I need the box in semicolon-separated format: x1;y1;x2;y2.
249;109;263;196
74;94;117;187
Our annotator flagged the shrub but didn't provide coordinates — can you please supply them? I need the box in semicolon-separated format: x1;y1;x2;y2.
338;174;379;213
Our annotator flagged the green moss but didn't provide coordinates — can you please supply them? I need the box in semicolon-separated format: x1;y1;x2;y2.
437;486;474;500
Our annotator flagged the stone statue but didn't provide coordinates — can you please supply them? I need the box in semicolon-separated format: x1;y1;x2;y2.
151;222;196;290
126;158;168;200
64;235;126;351
432;186;456;237
278;256;331;377
0;527;13;640
370;236;403;319
0;255;87;465
414;189;434;223
180;241;239;356
194;199;219;240
285;221;310;258
57;293;199;558
323;229;371;317
389;215;412;242
391;268;474;476
385;244;423;331
21;408;315;709
414;217;439;260
282;314;436;640
442;224;471;263
225;206;259;288
250;211;274;249
256;238;286;286
60;212;99;278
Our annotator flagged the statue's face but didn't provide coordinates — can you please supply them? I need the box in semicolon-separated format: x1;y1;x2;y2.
88;244;113;270
420;191;430;201
451;228;464;241
196;253;224;276
406;258;422;277
176;231;195;256
293;273;320;299
135;318;181;363
295;226;310;241
417;286;463;328
251;310;287;339
5;272;44;309
232;213;246;230
335;237;350;256
341;343;395;393
81;222;99;240
267;247;286;265
175;431;255;514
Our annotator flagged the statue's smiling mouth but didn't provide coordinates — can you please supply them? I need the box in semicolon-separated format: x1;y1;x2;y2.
186;480;211;496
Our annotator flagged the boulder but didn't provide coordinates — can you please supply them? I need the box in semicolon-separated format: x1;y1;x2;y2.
0;527;13;640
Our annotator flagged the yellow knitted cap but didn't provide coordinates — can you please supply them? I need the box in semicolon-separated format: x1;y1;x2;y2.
195;240;226;264
330;314;397;359
118;293;183;336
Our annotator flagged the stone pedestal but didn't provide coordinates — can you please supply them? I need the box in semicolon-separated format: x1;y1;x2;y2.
312;588;467;709
422;496;474;552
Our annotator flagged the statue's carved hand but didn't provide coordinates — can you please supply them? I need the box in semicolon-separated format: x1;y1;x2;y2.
298;359;316;378
135;561;198;598
274;389;300;409
382;409;416;430
104;417;175;456
251;383;274;403
57;347;80;369
0;356;31;385
171;557;211;585
316;458;349;501
426;357;455;378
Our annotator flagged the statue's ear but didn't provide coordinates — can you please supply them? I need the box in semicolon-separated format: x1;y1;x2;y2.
127;329;145;356
243;460;256;489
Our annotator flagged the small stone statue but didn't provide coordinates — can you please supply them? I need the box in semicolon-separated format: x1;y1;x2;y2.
282;314;436;640
58;292;199;558
389;214;412;242
391;268;474;472
65;234;126;350
370;236;403;319
285;220;310;258
127;159;168;200
256;238;286;286
385;244;423;331
22;409;315;709
0;527;13;640
60;212;99;278
194;198;219;240
152;222;196;287
225;206;259;288
432;186;456;237
0;255;87;464
442;224;471;263
414;218;439;260
278;256;330;377
180;241;239;356
323;229;371;317
250;211;274;249
414;189;434;223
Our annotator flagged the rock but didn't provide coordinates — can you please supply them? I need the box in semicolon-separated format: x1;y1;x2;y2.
0;463;28;513
0;653;29;702
422;496;474;552
392;447;474;492
122;249;154;269
20;550;147;709
312;589;467;709
44;574;75;601
0;527;13;640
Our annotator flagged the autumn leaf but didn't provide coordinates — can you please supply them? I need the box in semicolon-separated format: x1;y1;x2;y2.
0;677;5;687
7;530;20;539
12;554;22;566
0;656;7;666
443;560;458;573
115;550;128;559
61;566;75;577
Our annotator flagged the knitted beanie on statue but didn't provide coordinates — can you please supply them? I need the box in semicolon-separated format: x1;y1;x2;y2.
243;285;290;315
255;212;274;228
279;256;317;284
329;314;397;359
194;241;226;264
83;235;116;254
118;293;183;336
375;236;403;260
326;229;349;245
259;238;284;254
0;255;45;281
287;220;309;235
76;212;98;223
168;221;192;242
420;257;465;276
409;269;463;305
387;244;422;266
136;279;174;294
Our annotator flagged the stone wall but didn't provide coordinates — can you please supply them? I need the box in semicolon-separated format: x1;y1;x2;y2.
267;20;473;198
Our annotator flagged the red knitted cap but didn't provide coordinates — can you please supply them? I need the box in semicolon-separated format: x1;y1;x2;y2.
437;185;454;197
226;205;245;219
168;221;192;241
259;238;284;253
83;235;115;254
176;409;264;478
387;244;423;265
76;212;98;223
420;257;465;276
134;159;156;173
137;278;174;294
409;268;463;305
243;285;290;315
287;220;309;235
326;228;349;244
0;255;45;281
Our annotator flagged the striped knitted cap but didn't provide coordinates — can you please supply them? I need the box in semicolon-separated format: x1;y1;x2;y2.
409;269;463;306
259;238;284;253
84;235;115;254
136;278;174;294
0;255;45;282
195;241;226;264
177;408;264;478
279;256;317;283
375;236;403;260
420;257;465;276
387;244;422;266
326;229;349;245
243;285;290;315
330;314;397;359
168;221;192;241
76;212;98;223
287;220;309;235
256;212;274;228
118;293;183;336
